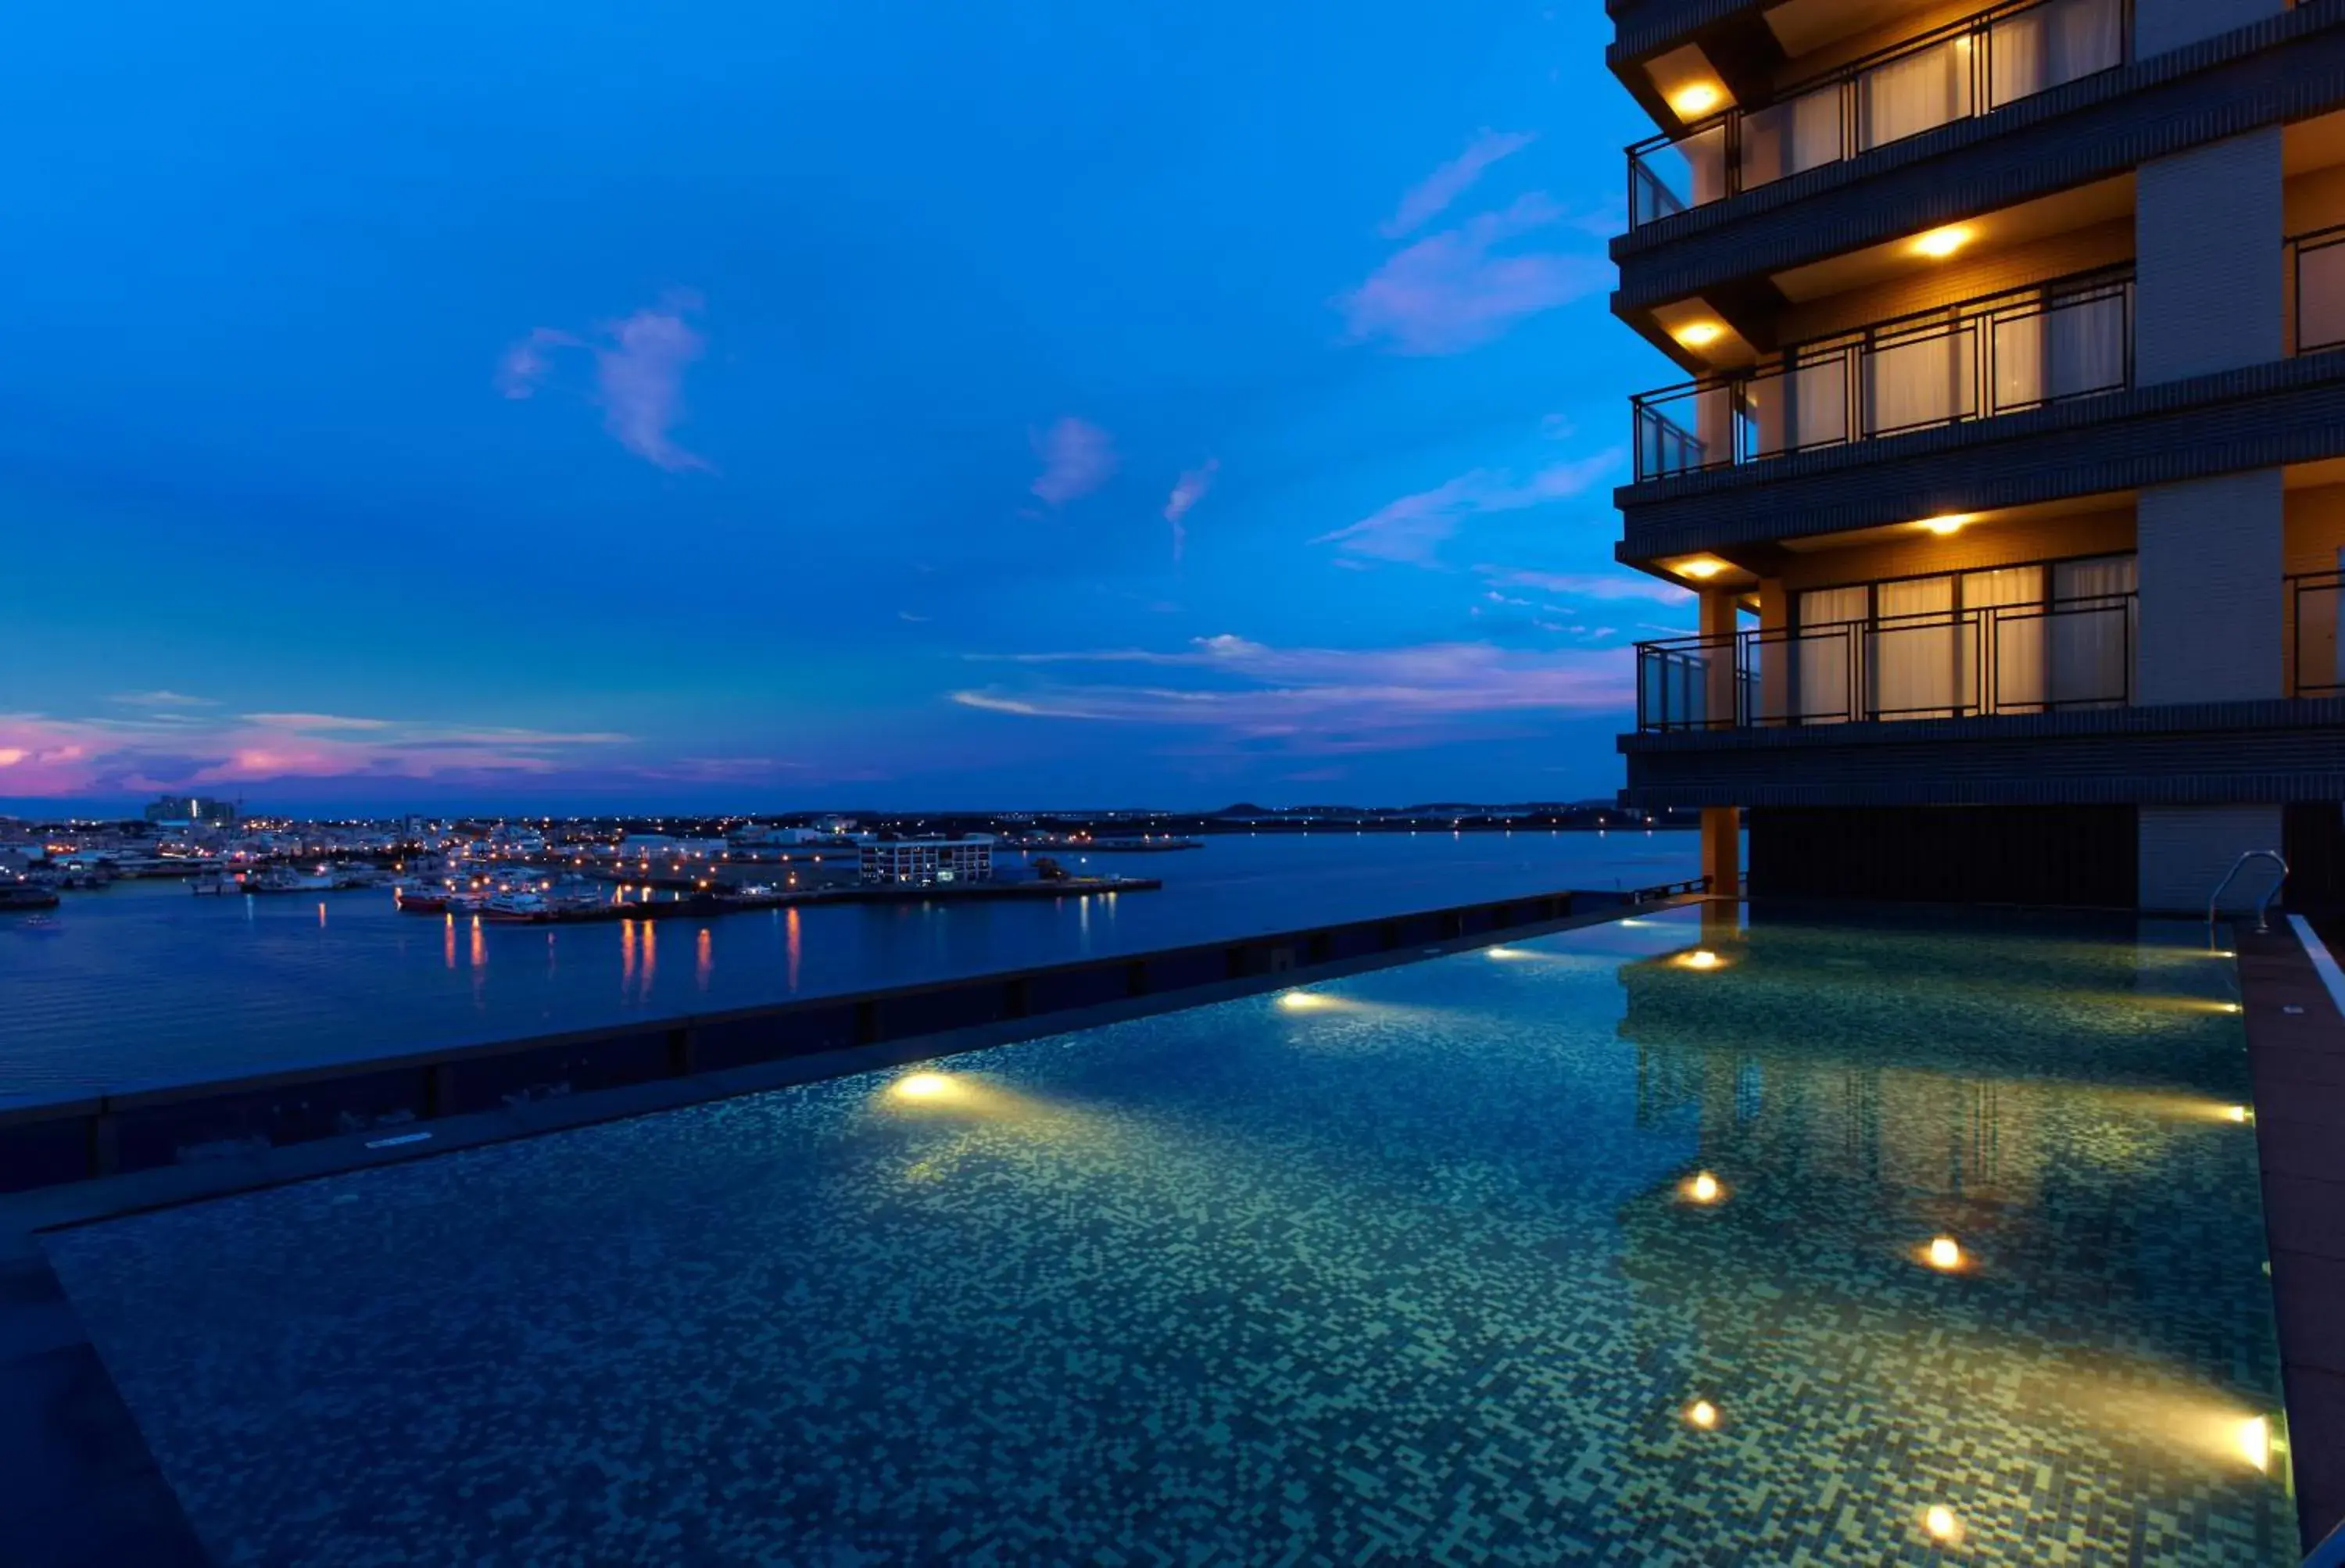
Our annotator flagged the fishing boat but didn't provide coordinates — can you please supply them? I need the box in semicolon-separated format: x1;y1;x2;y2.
243;867;334;894
480;889;553;922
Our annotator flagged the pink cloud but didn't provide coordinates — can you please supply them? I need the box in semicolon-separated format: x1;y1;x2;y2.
951;634;1631;754
496;295;709;471
1030;417;1117;506
1315;451;1620;566
1382;130;1535;238
1164;458;1219;562
1341;194;1609;355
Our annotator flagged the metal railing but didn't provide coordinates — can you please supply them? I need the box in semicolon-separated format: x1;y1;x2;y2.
2293;223;2345;356
1626;0;2128;228
2290;570;2344;698
1633;270;2132;481
1634;592;2137;732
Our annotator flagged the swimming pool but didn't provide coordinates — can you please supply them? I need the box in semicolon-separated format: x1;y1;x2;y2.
44;904;2294;1564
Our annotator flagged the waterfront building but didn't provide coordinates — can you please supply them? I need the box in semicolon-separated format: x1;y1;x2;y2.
142;795;238;828
858;835;995;886
1608;0;2345;909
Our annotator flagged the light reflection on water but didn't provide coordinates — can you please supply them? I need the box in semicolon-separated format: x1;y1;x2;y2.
0;832;1699;1096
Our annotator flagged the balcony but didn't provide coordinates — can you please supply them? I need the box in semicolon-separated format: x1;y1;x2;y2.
1626;0;2128;229
1632;270;2132;482
1635;592;2137;732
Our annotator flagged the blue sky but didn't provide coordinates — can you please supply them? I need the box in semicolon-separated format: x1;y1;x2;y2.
0;1;1684;812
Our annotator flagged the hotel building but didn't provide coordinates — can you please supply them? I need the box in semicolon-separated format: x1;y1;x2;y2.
1606;0;2345;909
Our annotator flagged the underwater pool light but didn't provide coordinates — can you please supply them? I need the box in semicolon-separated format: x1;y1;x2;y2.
1681;1170;1724;1205
1924;1505;1961;1543
891;1072;951;1100
1676;949;1724;971
1276;992;1332;1011
1924;1236;1964;1272
1684;1399;1718;1430
2237;1416;2272;1472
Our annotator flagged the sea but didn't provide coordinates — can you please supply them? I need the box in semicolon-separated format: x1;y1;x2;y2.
0;829;1698;1102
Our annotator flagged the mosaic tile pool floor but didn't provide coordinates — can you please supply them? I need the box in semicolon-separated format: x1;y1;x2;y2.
45;906;2295;1565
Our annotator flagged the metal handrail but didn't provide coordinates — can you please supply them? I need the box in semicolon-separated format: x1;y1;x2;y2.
1631;269;2134;480
1634;592;2137;731
2208;850;2288;936
1624;0;2129;227
2291;221;2345;356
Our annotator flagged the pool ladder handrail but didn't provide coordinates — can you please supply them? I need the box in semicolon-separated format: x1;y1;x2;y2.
2207;849;2289;937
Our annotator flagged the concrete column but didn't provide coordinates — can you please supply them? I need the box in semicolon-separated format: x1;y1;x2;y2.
1699;587;1739;730
2134;0;2281;59
2134;131;2282;387
2132;124;2286;911
1700;806;1742;898
2139;805;2284;915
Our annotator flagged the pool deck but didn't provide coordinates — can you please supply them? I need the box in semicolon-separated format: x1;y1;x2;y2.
2239;922;2345;1563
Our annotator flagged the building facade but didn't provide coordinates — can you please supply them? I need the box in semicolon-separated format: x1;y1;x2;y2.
143;796;238;827
1606;0;2345;910
858;836;995;886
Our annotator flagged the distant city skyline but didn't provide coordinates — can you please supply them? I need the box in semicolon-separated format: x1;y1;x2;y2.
0;2;1681;812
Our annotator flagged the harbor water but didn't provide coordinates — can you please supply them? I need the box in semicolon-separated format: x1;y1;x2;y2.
0;830;1698;1101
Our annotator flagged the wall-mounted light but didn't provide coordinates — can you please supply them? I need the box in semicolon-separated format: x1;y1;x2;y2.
1914;225;1973;260
1669;83;1723;117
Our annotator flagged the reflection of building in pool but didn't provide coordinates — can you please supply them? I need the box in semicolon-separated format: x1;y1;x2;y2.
1603;0;2345;911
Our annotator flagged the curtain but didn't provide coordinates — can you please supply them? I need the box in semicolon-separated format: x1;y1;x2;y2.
2301;243;2345;354
1742;86;1842;188
1992;304;2046;414
1964;566;2046;712
1988;0;2124;109
1859;37;1972;151
1871;576;1957;719
1867;321;1974;435
2050;555;2136;707
1795;585;1867;723
2046;288;2127;398
1747;352;1851;459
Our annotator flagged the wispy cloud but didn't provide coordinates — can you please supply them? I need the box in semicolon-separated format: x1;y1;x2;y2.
498;292;711;471
1029;417;1117;506
0;708;632;797
1381;130;1535;238
1474;566;1693;604
1164;458;1219;563
1341;193;1609;355
108;690;215;708
1315;451;1620;567
951;633;1631;755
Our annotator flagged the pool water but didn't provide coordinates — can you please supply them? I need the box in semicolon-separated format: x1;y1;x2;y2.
45;905;2294;1565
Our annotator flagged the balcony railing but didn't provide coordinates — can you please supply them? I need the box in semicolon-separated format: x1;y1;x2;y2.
1635;592;2137;732
2290;571;2343;699
1626;0;2128;228
2293;224;2345;356
1632;270;2132;481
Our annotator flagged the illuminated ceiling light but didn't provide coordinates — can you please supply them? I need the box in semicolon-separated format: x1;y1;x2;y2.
1669;83;1723;117
1924;1505;1962;1544
1920;514;1971;535
890;1072;951;1100
1674;320;1725;349
1677;558;1726;580
1925;1236;1964;1272
2237;1415;2272;1472
1684;1399;1719;1430
1914;225;1973;260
